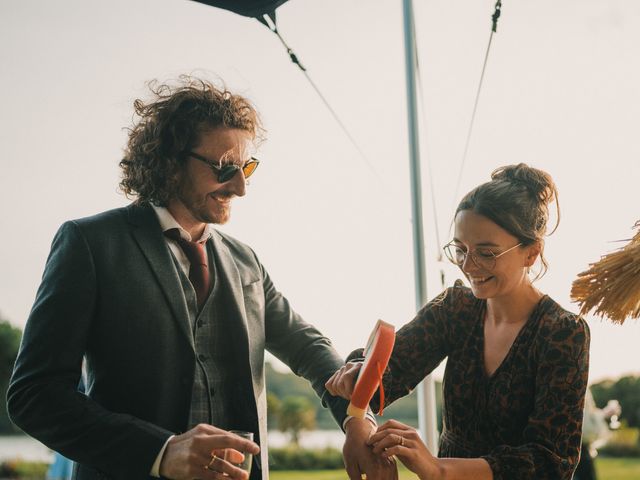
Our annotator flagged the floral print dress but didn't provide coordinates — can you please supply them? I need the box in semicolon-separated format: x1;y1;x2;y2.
367;280;590;479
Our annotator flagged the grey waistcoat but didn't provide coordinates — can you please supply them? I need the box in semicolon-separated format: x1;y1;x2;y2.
170;242;247;430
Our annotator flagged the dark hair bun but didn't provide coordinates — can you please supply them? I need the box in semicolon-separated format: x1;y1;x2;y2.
491;163;556;206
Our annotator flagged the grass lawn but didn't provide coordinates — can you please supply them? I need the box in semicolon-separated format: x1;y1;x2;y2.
271;457;640;480
596;456;640;480
271;468;416;479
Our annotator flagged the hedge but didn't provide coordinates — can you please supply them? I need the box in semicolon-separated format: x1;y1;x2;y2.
269;446;344;470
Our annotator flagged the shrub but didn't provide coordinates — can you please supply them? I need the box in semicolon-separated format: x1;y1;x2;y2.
598;427;640;458
0;459;48;479
269;446;344;470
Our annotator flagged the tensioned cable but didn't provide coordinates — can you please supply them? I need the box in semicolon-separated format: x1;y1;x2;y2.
259;14;381;180
450;0;502;214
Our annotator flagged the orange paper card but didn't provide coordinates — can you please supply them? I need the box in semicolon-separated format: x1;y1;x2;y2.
347;319;395;418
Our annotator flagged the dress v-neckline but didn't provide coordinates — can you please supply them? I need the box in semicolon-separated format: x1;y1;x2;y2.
478;295;549;380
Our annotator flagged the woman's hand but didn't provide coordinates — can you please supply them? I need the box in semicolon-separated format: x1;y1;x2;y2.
324;361;363;399
367;420;442;480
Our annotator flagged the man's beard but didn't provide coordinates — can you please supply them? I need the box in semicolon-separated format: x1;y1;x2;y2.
176;182;231;225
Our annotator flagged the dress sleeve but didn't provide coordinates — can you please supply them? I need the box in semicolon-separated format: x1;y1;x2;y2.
482;315;591;479
370;283;467;413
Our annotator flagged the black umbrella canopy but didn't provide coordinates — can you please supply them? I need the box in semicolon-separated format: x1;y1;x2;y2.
191;0;290;18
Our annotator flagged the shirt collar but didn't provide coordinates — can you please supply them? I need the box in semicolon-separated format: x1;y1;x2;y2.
151;204;213;243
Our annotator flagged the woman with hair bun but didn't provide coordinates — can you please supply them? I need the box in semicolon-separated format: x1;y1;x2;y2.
327;164;590;479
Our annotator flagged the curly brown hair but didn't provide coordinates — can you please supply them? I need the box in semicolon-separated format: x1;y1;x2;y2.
119;76;264;206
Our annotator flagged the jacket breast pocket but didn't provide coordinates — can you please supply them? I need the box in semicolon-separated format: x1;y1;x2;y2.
242;280;265;319
242;280;266;368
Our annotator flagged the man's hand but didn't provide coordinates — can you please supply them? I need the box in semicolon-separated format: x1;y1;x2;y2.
325;361;363;399
343;417;398;480
159;424;259;480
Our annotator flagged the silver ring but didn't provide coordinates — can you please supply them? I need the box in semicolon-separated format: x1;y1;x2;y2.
399;435;405;447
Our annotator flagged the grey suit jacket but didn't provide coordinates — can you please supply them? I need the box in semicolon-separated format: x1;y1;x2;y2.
8;203;348;479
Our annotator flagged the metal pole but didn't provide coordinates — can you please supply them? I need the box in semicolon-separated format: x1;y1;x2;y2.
401;0;439;453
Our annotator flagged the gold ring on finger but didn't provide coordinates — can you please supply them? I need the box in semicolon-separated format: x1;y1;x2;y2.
206;454;218;470
399;435;404;447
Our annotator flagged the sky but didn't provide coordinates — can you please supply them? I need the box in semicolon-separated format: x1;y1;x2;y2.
1;0;639;384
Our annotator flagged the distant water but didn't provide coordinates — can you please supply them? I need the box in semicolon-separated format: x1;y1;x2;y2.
268;430;344;449
0;431;345;462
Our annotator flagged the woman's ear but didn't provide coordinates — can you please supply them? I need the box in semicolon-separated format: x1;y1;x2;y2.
525;242;542;267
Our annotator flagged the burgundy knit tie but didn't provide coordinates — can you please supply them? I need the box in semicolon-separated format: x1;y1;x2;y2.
165;228;210;308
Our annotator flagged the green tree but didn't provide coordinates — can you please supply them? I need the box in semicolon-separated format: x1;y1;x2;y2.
266;391;282;430
0;316;22;434
277;396;316;446
265;362;337;429
592;375;640;428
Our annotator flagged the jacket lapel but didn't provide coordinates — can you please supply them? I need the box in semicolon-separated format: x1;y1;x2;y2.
210;229;266;472
210;230;257;379
127;203;194;349
210;230;250;343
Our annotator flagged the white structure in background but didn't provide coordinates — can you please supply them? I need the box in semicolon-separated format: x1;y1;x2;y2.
401;0;439;453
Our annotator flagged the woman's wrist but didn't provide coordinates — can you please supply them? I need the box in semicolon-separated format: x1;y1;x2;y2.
418;458;445;480
429;458;493;480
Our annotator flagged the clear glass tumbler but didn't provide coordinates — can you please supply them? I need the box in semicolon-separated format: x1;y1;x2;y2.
225;430;254;473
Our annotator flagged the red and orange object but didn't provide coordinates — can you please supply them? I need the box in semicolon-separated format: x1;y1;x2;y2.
347;319;396;419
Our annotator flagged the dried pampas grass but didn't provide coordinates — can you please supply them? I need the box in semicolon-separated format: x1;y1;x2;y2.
571;221;640;324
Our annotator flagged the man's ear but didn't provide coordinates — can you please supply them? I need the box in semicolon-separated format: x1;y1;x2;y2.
525;242;542;267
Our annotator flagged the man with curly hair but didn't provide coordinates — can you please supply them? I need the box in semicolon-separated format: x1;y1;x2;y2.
8;78;392;480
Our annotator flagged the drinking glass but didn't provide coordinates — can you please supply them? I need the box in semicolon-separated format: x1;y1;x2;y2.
225;430;254;473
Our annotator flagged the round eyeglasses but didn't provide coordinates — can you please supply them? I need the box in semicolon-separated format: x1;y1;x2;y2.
186;151;260;183
442;241;523;271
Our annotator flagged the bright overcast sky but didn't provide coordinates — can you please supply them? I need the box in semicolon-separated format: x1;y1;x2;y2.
1;0;639;383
